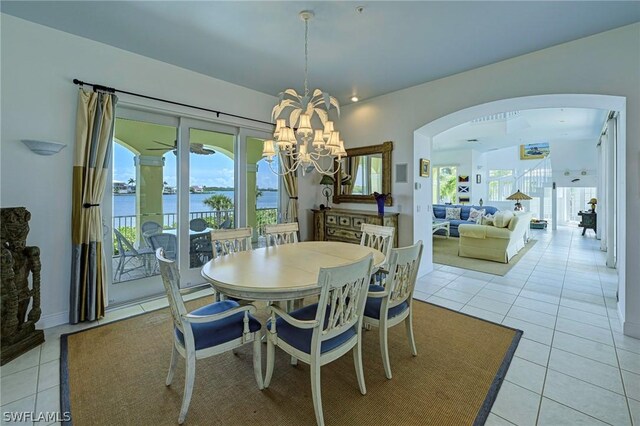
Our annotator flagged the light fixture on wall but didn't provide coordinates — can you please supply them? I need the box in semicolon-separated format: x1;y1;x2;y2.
21;139;66;156
262;11;345;176
506;189;532;211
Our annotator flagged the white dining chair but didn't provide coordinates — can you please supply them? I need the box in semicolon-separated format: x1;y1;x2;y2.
264;254;375;426
264;222;299;246
363;240;423;379
360;223;395;283
155;248;263;425
210;227;253;259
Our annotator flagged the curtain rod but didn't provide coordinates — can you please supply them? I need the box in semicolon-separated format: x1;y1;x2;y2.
72;78;274;127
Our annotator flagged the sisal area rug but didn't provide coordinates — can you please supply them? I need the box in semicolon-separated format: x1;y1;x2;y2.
61;299;521;426
433;237;537;276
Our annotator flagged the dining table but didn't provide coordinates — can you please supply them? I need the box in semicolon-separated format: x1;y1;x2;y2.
200;241;386;301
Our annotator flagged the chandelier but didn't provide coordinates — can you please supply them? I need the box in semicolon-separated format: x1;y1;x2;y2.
262;11;346;176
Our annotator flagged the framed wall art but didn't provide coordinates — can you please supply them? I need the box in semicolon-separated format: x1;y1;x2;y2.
458;175;469;183
520;142;550;160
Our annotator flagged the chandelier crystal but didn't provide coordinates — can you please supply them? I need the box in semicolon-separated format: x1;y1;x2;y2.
262;11;345;176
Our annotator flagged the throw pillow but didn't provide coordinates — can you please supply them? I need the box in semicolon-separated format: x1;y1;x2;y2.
445;207;461;220
468;207;486;222
493;210;515;228
481;214;495;226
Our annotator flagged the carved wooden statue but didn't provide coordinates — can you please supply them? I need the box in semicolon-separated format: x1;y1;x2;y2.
1;207;44;365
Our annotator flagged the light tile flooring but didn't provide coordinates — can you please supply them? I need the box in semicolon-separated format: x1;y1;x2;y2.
415;227;639;425
1;226;638;425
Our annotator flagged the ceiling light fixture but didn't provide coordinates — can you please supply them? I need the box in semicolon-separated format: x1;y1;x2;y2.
351;96;359;102
262;10;345;176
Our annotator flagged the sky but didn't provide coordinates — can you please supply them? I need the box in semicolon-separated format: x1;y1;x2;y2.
113;143;279;189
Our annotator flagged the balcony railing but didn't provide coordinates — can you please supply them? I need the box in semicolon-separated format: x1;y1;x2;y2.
112;208;278;234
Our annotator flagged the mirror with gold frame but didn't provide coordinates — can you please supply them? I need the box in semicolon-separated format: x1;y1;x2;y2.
333;141;393;206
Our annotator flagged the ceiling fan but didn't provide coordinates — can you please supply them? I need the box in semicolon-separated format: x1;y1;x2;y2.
147;140;215;156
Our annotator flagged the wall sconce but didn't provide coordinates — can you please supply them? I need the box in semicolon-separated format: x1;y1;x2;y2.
21;140;66;156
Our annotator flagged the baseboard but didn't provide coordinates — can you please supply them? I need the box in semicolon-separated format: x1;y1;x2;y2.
37;311;69;329
623;319;640;339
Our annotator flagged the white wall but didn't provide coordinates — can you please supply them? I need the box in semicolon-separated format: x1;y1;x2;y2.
550;139;599;187
316;23;639;337
0;15;277;327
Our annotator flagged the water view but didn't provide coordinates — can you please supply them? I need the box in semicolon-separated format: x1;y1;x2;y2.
113;191;279;217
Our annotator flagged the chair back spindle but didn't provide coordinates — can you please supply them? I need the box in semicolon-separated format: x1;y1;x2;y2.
264;222;299;247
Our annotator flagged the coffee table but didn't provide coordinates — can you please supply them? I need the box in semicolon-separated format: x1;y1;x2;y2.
432;219;450;238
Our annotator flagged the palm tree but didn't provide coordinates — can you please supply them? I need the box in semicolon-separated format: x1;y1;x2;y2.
203;194;233;211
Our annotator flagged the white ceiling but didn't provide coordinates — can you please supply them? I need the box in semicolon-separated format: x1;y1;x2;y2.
433;108;609;152
2;1;639;104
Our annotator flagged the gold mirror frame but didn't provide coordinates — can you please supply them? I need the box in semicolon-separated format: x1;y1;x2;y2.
333;141;393;206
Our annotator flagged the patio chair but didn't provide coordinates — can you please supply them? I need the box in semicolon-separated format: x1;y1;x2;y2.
141;221;163;248
156;248;263;424
148;233;178;261
363;240;423;379
264;254;375;426
189;218;207;232
113;228;154;281
264;222;299;247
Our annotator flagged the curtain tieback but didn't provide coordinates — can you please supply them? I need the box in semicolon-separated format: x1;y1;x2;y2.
289;197;299;200
83;203;100;208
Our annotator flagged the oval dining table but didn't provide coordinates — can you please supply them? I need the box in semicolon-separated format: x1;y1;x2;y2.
200;241;386;301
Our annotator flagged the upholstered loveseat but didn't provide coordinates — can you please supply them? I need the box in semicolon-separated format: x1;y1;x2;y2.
458;211;533;263
433;204;499;237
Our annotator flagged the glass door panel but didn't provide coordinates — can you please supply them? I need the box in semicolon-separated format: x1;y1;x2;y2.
187;128;236;269
246;136;280;247
108;111;178;304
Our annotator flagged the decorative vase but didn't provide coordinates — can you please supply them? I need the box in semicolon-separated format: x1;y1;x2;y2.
376;197;385;215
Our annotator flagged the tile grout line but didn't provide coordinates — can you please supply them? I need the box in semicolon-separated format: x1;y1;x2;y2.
534;228;570;425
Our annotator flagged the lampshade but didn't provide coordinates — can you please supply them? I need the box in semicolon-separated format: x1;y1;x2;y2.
277;127;296;149
319;175;334;185
312;129;326;149
323;121;334;140
589;198;598;204
296;114;313;137
327;131;340;148
335;140;347;158
262;140;276;158
506;190;532;201
273;118;286;138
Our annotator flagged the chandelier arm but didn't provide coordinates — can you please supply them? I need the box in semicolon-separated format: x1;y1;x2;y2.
311;159;337;176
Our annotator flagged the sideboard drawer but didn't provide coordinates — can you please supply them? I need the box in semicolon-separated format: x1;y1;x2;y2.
338;216;352;227
312;208;398;248
352;216;366;229
326;226;362;242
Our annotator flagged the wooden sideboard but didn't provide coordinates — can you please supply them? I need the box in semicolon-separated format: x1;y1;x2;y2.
312;208;399;248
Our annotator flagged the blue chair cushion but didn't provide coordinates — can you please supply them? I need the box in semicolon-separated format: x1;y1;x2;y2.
175;300;261;351
364;285;409;320
267;303;357;354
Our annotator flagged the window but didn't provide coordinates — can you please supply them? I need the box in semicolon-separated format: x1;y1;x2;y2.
488;169;514;201
432;166;457;204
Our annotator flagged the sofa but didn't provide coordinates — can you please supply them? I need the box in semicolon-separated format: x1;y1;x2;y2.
433;204;499;237
458;211;533;263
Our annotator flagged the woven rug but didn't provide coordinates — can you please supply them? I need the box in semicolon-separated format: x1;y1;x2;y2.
61;299;521;426
433;237;537;276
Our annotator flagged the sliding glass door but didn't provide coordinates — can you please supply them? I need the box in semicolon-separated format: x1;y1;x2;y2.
106;109;275;305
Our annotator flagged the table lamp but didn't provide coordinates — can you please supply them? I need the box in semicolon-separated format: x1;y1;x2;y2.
589;198;597;212
319;175;335;209
506;189;532;211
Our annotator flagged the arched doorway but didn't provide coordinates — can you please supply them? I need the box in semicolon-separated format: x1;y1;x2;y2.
412;94;627;321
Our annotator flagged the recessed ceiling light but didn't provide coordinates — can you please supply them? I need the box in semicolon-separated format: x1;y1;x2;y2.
466;139;478;143
351;96;359;102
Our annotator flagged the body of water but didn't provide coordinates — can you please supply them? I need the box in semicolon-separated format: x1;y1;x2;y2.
113;191;278;217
